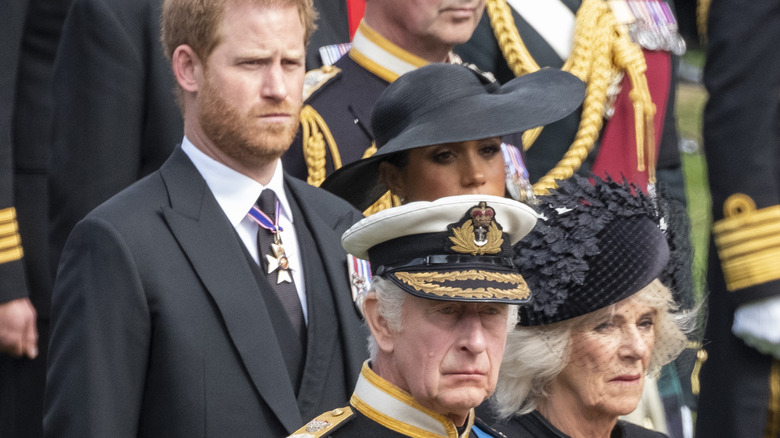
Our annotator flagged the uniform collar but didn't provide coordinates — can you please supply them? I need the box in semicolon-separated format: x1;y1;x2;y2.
351;361;476;438
349;20;461;83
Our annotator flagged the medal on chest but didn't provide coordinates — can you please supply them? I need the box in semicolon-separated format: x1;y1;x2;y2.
248;200;294;284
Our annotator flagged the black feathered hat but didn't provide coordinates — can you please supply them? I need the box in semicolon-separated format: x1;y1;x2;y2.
515;175;671;325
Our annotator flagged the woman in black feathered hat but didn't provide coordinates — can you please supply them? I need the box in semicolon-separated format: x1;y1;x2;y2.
485;175;697;438
319;63;585;213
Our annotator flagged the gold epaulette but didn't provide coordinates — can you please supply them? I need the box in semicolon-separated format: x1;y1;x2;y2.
303;65;341;101
712;194;780;291
0;207;24;264
300;105;341;186
288;407;354;437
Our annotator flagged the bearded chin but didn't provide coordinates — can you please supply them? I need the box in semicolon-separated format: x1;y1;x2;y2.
198;85;301;168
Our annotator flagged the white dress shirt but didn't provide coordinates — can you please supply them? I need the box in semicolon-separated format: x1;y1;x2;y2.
181;137;308;323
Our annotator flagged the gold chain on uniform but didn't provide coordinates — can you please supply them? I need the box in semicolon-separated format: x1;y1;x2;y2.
486;0;657;194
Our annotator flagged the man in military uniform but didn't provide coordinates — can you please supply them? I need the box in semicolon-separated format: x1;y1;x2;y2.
290;195;537;437
1;0;72;436
455;0;685;200
282;0;486;186
695;0;780;436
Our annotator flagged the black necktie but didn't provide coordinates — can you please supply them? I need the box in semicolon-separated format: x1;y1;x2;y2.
256;189;306;344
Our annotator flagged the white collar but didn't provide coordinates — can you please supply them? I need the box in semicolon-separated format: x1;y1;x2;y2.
349;21;460;83
181;137;293;226
506;0;575;59
350;361;475;438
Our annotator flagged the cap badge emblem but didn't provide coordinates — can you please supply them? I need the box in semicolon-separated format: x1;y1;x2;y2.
448;201;503;255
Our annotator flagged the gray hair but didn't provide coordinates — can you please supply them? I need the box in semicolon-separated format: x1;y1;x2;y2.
363;276;520;361
492;279;695;419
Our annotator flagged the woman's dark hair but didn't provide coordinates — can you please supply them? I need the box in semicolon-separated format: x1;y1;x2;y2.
381;150;410;170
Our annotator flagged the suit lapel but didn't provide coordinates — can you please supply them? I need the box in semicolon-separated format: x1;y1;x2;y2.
158;148;303;432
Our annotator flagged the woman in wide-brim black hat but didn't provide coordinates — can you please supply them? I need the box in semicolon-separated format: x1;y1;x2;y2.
319;63;585;212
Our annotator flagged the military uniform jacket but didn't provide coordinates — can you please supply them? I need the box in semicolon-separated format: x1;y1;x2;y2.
283;21;431;186
291;362;505;437
455;0;681;193
695;0;780;435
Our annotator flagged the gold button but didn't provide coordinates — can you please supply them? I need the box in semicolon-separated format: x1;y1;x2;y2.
331;408;344;416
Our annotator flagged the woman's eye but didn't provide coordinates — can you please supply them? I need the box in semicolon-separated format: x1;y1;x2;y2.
638;318;654;330
480;144;501;157
432;151;455;163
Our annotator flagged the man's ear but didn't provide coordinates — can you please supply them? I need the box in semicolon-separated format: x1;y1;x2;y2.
171;44;202;93
362;294;395;354
379;161;406;201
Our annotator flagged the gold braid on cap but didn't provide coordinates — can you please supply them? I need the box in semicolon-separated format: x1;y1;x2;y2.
486;0;656;194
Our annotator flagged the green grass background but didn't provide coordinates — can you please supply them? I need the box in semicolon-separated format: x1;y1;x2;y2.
677;50;710;300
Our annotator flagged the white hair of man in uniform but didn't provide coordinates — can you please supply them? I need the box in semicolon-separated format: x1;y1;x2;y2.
363;276;520;361
491;279;698;419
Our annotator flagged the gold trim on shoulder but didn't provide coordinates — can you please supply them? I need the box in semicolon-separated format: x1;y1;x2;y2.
303;65;341;101
300;105;341;187
394;270;531;300
486;0;656;194
712;194;780;291
288;407;354;438
0;207;24;264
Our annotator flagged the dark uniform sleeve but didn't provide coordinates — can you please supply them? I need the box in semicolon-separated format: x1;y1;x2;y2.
704;0;780;306
696;0;780;436
0;1;29;304
48;0;182;270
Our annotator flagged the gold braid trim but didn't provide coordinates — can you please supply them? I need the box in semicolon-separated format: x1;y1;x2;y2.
697;0;711;44
359;143;403;216
612;22;657;182
712;195;780;291
0;207;24;264
486;0;656;194
394;270;531;300
300;105;341;187
766;359;780;438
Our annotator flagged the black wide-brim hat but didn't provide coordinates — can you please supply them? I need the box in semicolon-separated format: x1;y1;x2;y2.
320;63;586;211
342;194;538;304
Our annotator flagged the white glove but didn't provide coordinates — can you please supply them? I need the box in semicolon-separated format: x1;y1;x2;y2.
733;295;780;359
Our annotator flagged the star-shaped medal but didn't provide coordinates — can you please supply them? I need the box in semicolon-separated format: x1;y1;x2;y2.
265;243;293;284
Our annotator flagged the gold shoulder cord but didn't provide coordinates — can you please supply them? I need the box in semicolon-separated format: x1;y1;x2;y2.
486;0;656;194
300;106;400;215
300;105;341;187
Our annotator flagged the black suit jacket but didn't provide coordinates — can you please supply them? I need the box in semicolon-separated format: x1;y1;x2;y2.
44;147;368;437
48;0;352;272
